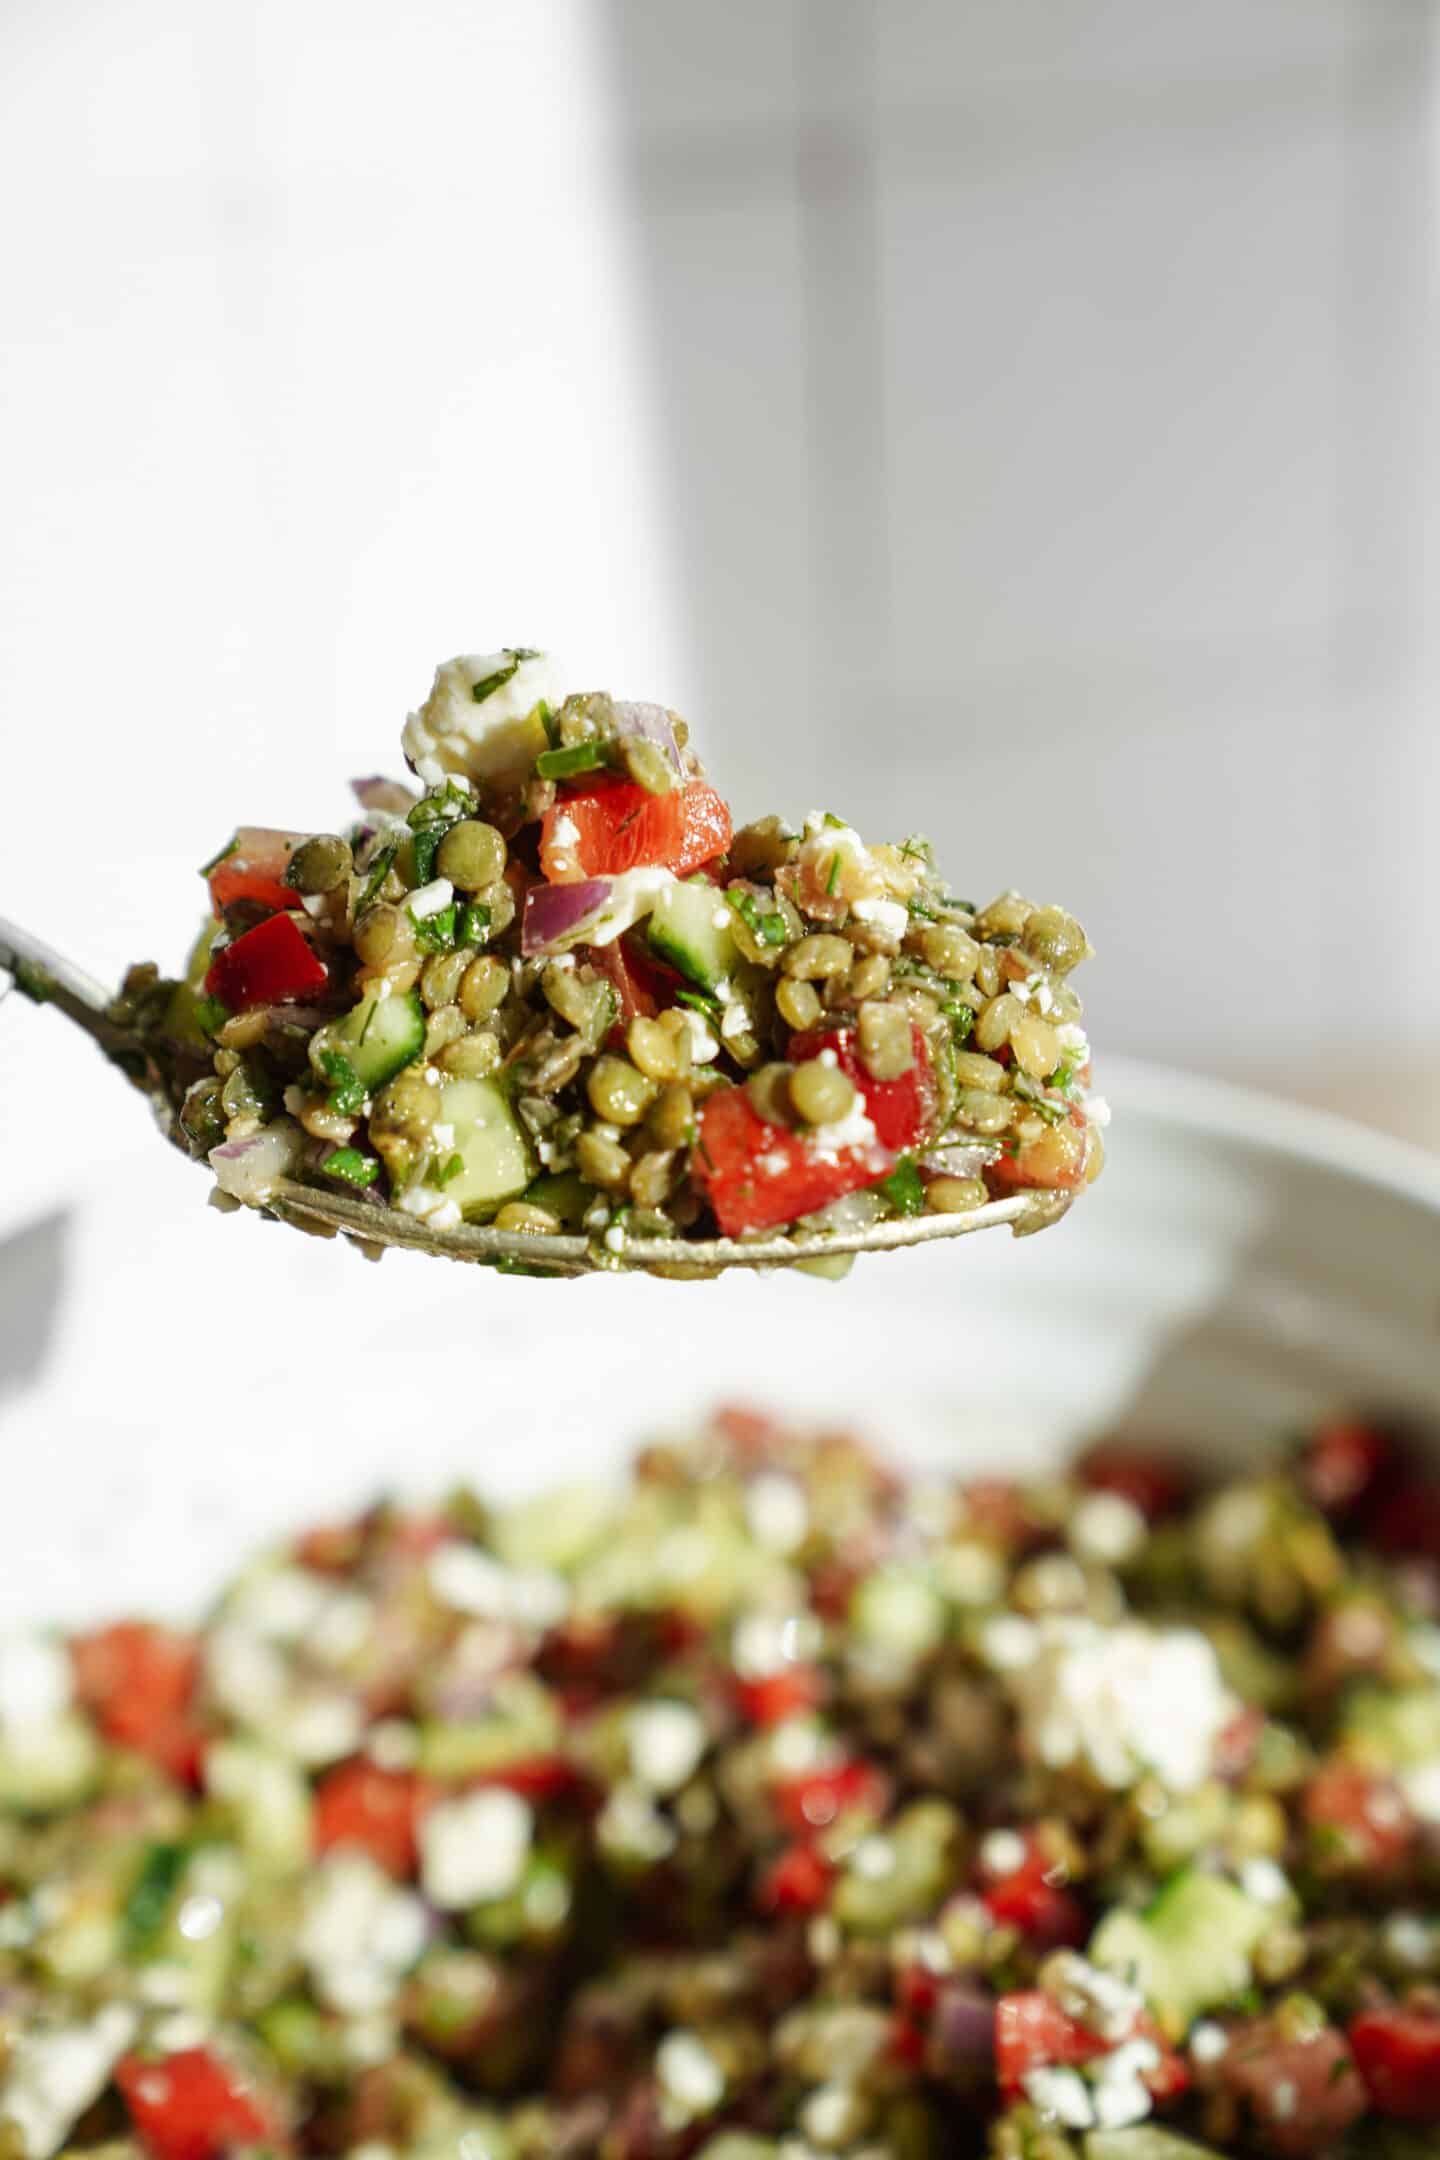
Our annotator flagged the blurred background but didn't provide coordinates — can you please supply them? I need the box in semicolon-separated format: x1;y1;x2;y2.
1;0;1439;1596
4;0;1439;1234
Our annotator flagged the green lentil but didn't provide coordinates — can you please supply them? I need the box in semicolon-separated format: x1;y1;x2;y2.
436;820;507;893
788;1057;856;1127
286;833;352;894
781;933;852;981
586;1056;658;1127
460;956;510;1022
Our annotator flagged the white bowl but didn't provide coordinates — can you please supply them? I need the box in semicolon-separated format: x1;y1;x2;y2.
3;1058;1440;1626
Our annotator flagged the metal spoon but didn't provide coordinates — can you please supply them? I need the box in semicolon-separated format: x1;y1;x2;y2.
0;915;1072;1277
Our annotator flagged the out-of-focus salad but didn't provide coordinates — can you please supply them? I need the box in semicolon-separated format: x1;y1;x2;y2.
119;650;1104;1262
2;1409;1440;2155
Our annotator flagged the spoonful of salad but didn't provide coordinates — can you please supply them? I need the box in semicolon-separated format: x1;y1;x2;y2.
0;649;1105;1277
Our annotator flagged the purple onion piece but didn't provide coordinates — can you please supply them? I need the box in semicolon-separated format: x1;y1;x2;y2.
926;1981;997;2082
611;701;683;778
522;878;614;957
350;775;418;815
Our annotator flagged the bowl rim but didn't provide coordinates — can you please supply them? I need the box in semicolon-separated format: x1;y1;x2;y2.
1103;1055;1440;1215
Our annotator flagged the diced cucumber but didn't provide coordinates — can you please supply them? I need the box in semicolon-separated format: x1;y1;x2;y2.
207;1738;313;1873
439;1078;535;1219
648;878;738;992
310;985;425;1096
1342;1684;1440;1766
522;1172;593;1228
0;1713;98;1812
1091;1868;1271;2037
1085;2132;1226;2160
143;1846;243;2013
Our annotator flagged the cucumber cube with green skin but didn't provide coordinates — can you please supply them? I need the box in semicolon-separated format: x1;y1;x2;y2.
1090;1868;1272;2038
648;879;738;992
310;985;425;1096
438;1078;536;1219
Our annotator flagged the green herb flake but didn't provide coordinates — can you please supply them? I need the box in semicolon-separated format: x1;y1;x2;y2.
727;890;788;948
897;836;933;865
456;901;492;947
359;842;398;909
318;1050;367;1115
675;986;722;1027
123;1841;189;1956
321;1147;380;1189
194;993;230;1038
537;699;560;750
906;894;940;922
942;1000;975;1047
434;1151;465;1189
470;657;522;705
825;852;842;897
11;958;53;1004
535;740;606;782
879;1157;925;1217
411;824;444;886
198;834;240;878
821;812;848;830
409;902;459;954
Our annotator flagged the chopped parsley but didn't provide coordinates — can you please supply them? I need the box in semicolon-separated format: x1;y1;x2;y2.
825;851;842;897
535;740;606;782
727;890;788;948
942;1000;975;1047
675;986;723;1027
434;1151;465;1189
457;901;492;947
906;894;940;922
197;834;239;878
359;842;398;909
469;648;539;705
122;1841;189;1956
321;1147;380;1189
897;836;933;865
411;823;444;885
879;1157;925;1217
409;901;459;954
194;993;230;1038
317;1050;366;1115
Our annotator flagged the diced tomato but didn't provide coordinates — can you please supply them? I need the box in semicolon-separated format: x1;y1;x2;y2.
313;1761;427;1877
757;1841;833;1915
733;1665;824;1726
117;2047;282;2160
995;1992;1108;2094
1349;2007;1440;2120
1219;2019;1365;2156
1075;1441;1190;1522
539;777;731;883
985;1105;1091;1194
480;1756;588;1808
694;1025;933;1238
205;912;328;1012
71;1623;206;1786
980;1833;1087;1950
773;1760;889;1837
1300;1418;1399;1519
205;827;305;918
588;934;667;1031
1366;1477;1440;1563
1303;1762;1416;1872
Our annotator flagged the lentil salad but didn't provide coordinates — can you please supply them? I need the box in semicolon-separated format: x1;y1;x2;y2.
118;651;1105;1265
4;1408;1440;2156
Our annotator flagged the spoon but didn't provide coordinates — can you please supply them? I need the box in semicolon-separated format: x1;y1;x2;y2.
0;914;1072;1277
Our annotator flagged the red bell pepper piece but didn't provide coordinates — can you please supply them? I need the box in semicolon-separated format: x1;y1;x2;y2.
693;1024;933;1238
71;1623;206;1787
205;826;304;917
1349;2007;1440;2119
980;1832;1087;1949
995;1992;1109;2094
205;912;328;1012
773;1759;889;1837
117;2047;282;2160
540;777;731;883
757;1841;834;1915
314;1760;428;1877
733;1665;824;1726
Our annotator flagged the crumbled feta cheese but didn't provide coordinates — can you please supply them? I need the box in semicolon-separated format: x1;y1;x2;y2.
300;1853;427;2015
720;998;751;1041
1069;1491;1147;1567
979;1829;1027;1879
421;1789;533;1909
656;2030;725;2120
979;1614;1039;1671
1240;1857;1294;1907
1084;1095;1112;1129
1189;2019;1230;2064
0;2005;137;2159
1023;2065;1095;2129
1090;2036;1159;2130
1043;1951;1144;2042
1383;1912;1435;1968
849;895;908;939
626;1700;707;1794
1007;1618;1237;1792
427;1544;569;1630
395;1184;463;1232
550;812;581;850
407;877;454;921
680;1011;719;1064
597;1781;677;1864
0;1637;72;1731
805;1101;881;1163
402;651;565;787
744;1472;810;1553
1400;1760;1440;1823
604;1224;627;1253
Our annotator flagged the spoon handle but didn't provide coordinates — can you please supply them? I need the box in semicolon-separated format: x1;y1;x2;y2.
0;915;130;1055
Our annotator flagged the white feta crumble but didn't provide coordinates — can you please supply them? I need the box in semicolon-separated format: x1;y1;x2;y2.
1007;1618;1238;1792
849;895;909;939
720;997;751;1041
1068;1491;1147;1567
402;650;566;787
1090;2036;1159;2130
656;2029;725;2121
1240;1857;1294;1907
979;1829;1027;1879
1383;1911;1435;1968
407;877;454;921
1399;1760;1440;1823
300;1853;427;2015
0;2004;137;2159
744;1471;810;1553
1084;1095;1112;1129
1189;2020;1230;2064
395;1184;463;1232
1043;1952;1144;2042
1023;2065;1095;2129
979;1614;1039;1671
597;1782;677;1864
626;1700;707;1794
805;1101;881;1163
550;812;581;850
427;1544;568;1630
604;1224;627;1253
680;1010;719;1063
420;1788;533;1909
0;1636;72;1730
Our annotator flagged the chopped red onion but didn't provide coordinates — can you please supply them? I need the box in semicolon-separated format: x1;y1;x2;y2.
350;776;418;815
522;879;613;957
209;1119;305;1204
612;702;683;778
